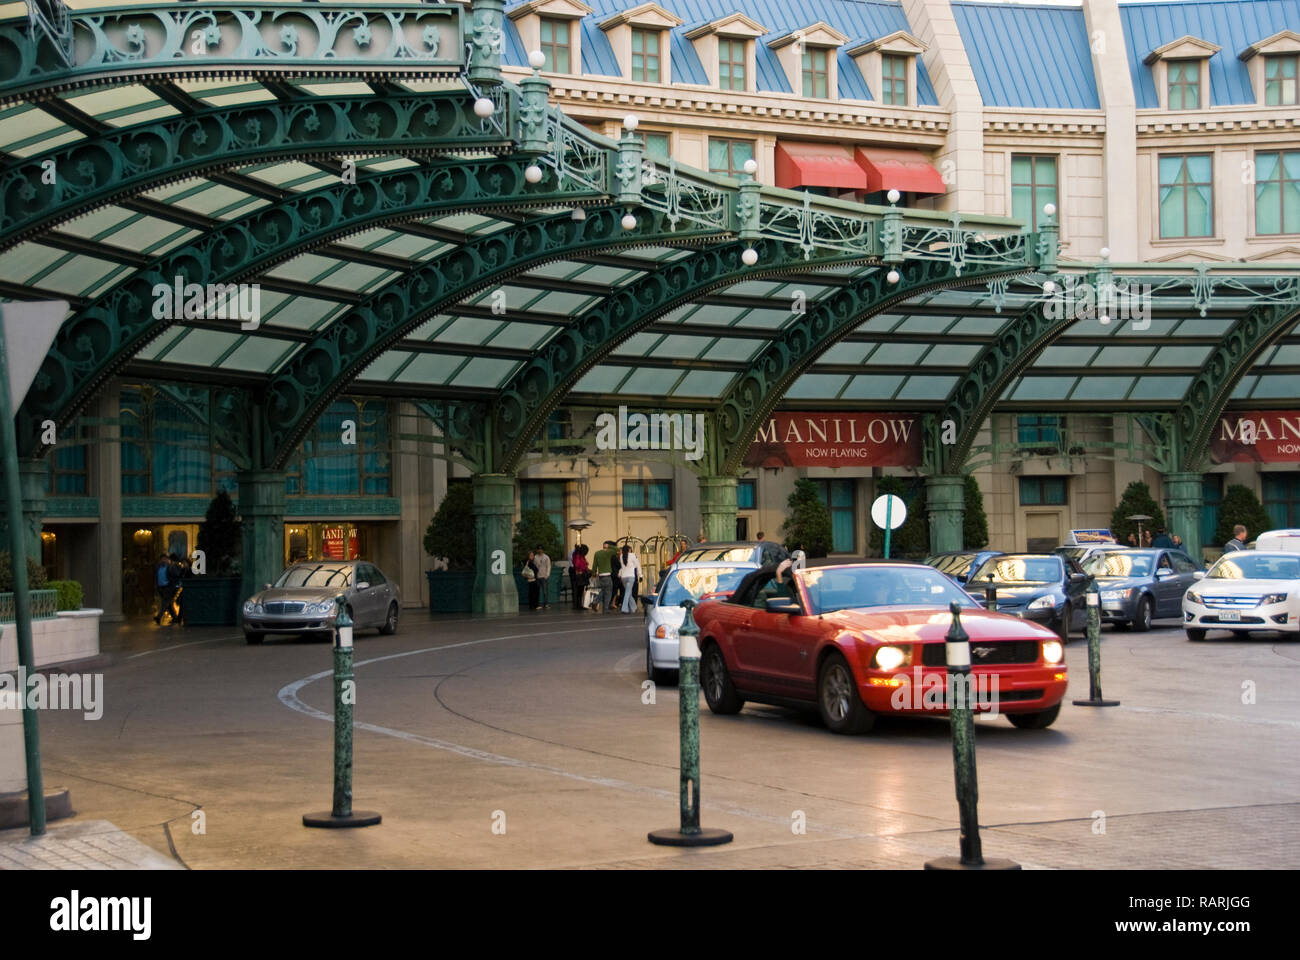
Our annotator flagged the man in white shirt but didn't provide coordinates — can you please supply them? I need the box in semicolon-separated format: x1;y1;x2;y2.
533;545;552;609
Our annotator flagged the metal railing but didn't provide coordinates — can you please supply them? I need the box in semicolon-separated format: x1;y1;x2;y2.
0;589;59;623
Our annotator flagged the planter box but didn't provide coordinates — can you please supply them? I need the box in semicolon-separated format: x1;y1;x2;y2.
427;569;474;614
182;577;242;626
0;608;102;674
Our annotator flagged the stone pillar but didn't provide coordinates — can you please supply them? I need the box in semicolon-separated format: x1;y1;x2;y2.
238;470;285;606
0;458;47;567
472;473;517;615
1083;0;1138;259
1164;472;1204;564
698;476;738;543
94;385;123;620
926;474;966;554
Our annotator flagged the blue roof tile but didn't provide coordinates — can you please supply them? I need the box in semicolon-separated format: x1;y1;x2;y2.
1119;0;1300;107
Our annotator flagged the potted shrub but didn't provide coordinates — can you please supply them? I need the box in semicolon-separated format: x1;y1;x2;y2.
185;490;243;625
424;483;475;613
780;478;833;558
511;508;563;608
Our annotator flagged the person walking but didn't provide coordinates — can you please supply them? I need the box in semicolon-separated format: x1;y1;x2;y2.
611;542;626;610
168;552;188;625
1224;525;1248;552
153;553;171;624
1152;529;1173;548
523;550;540;610
568;544;586;610
533;545;552;609
593;540;615;614
618;543;641;614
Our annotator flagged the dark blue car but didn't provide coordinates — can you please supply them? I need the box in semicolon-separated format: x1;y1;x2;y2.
924;550;1005;586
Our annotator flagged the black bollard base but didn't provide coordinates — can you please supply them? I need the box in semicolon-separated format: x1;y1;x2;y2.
647;827;733;847
303;810;382;829
1072;698;1120;707
925;856;1021;870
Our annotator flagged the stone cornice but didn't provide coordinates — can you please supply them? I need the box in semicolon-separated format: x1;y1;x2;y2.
982;107;1105;136
1135;107;1300;134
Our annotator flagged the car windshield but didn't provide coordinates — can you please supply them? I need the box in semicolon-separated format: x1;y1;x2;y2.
970;555;1061;585
1209;555;1300;581
275;564;352;589
661;566;751;606
799;566;977;615
1085;551;1153;578
678;547;755;563
925;554;977;577
1055;547;1086;562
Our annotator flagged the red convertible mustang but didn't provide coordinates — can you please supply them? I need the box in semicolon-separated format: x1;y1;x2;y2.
691;562;1069;734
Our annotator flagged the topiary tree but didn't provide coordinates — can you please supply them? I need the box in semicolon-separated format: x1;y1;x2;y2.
1110;480;1166;545
868;476;930;558
0;551;47;592
781;478;833;558
1212;484;1275;546
963;474;989;549
424;482;475;570
199;489;241;575
513;508;563;567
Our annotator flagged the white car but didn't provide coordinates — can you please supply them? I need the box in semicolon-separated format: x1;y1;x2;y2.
644;561;758;682
1183;551;1300;640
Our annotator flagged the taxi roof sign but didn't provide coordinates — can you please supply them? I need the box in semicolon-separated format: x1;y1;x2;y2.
1064;529;1116;546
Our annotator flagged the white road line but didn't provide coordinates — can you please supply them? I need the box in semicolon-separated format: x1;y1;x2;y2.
124;635;237;659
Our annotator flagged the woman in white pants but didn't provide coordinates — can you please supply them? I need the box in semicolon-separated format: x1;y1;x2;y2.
618;545;641;614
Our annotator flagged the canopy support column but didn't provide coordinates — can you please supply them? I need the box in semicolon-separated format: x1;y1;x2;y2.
0;459;48;567
472;473;519;615
698;476;738;544
1163;472;1205;565
925;475;966;556
238;470;286;608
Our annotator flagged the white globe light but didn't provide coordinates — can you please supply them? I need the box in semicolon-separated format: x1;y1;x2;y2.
524;164;543;183
621;212;637;231
887;188;901;204
570;206;586;221
741;247;758;266
623;113;639;132
743;158;758;175
886;269;900;284
473;97;494;118
1099;246;1111;260
528;49;546;70
1099;314;1111;325
1043;280;1057;295
1043;202;1057;218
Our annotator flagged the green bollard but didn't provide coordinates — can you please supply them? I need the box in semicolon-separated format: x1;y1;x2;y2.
304;596;382;829
926;602;1019;870
648;599;733;847
1073;581;1120;707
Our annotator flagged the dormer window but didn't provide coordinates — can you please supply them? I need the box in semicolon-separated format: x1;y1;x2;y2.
846;31;927;108
769;22;847;101
684;13;768;94
507;0;594;76
1239;31;1300;106
1144;35;1218;110
600;4;682;84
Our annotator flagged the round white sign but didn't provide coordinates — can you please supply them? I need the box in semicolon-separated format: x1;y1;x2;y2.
871;494;907;530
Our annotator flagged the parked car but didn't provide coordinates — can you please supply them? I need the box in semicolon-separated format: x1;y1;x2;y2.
1083;547;1203;631
1183;551;1300;641
241;560;401;644
967;553;1092;641
1254;529;1300;552
672;541;789;567
1054;529;1122;567
642;560;759;683
691;561;1068;734
924;549;1005;586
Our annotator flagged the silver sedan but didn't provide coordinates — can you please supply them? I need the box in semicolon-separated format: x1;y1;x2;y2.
242;560;401;644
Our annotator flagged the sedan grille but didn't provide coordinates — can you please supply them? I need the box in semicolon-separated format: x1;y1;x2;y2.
1201;596;1262;609
265;601;305;615
921;641;1040;666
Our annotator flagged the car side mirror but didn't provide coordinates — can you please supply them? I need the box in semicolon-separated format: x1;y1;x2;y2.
356;581;370;591
1070;573;1088;583
641;594;656;605
1192;570;1205;580
765;597;802;615
1156;568;1173;579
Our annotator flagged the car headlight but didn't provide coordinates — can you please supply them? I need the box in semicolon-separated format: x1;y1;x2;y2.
1028;596;1055;611
873;645;909;671
243;601;257;614
1100;589;1128;602
1186;591;1202;605
1261;593;1288;606
313;601;336;615
654;623;679;640
1042;640;1064;664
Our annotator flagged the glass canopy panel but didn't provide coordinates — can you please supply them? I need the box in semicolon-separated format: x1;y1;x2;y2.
324;262;397;293
1127;376;1191;400
359;351;414;382
818;343;874;364
244;161;333;189
857;314;905;334
452;357;520;389
1265;343;1300;365
1092;345;1153;367
890;315;959;334
260;298;344;332
0;104;65;153
436;317;504;345
612;333;661;356
0;244;64;282
924;343;982;365
573;367;628;394
1146;345;1214;366
725;280;789;298
134;327;188;363
1170;316;1232;336
679;303;748;326
486;323;553;351
1035;346;1098;367
394;353;466;384
567;264;642;286
528;290;599;314
1251;376;1300;399
896;376;958;400
704;339;762;363
841;375;905;399
169;184;267;219
1067;377;1136;401
617;367;682;395
34;255;120;298
950;315;1013;335
866;342;929;365
265;254;353;284
194;86;280;108
154;328;245;367
1011;377;1077;401
786;375;850;399
1113;317;1180;337
671;371;736;397
1232;375;1258;399
731;308;792;330
369;234;449;260
219;337;300;374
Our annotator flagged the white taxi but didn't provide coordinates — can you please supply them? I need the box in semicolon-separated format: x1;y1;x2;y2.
1183;551;1300;640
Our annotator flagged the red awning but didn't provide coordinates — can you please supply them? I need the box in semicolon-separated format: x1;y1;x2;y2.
774;142;870;191
854;147;946;195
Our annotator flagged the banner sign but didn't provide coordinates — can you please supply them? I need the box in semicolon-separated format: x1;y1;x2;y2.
1210;412;1300;463
743;413;922;468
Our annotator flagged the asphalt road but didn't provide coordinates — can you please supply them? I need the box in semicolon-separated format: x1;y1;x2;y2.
20;609;1300;869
